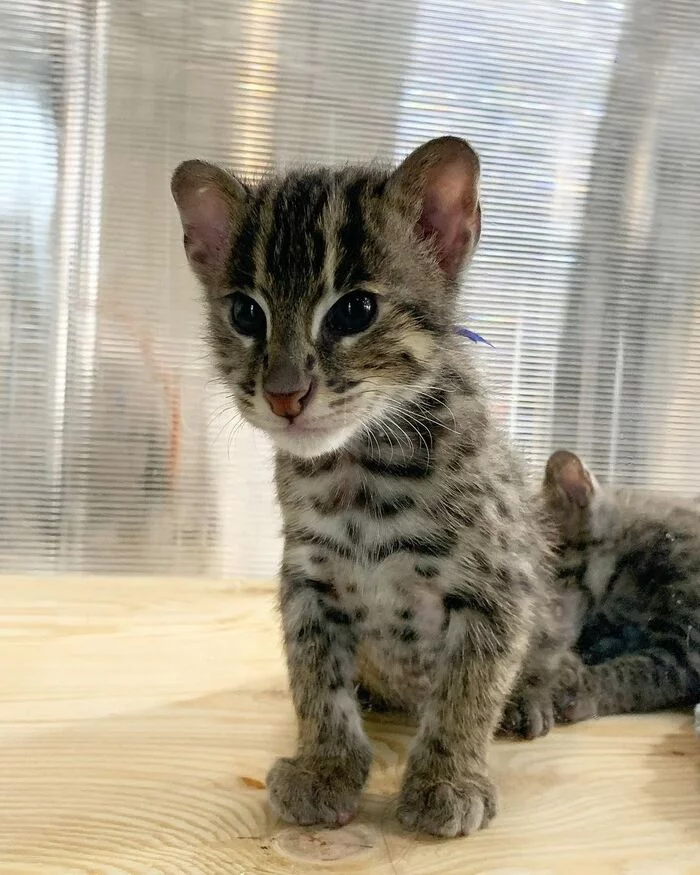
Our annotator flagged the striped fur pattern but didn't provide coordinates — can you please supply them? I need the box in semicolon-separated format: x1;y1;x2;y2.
172;137;555;837
540;450;700;724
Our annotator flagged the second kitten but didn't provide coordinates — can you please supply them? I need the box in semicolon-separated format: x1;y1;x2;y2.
540;450;700;724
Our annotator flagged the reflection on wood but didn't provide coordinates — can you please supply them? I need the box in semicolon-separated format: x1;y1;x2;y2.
0;575;698;873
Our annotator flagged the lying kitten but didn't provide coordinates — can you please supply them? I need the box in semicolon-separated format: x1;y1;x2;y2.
171;137;556;837
541;450;700;724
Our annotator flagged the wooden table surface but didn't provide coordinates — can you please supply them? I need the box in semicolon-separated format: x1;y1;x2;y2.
0;575;698;874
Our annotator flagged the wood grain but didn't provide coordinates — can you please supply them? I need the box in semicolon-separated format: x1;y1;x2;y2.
0;574;698;873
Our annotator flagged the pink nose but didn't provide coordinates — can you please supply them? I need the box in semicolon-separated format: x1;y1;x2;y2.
264;384;312;420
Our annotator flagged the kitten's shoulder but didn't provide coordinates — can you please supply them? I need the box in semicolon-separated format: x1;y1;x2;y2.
606;485;700;538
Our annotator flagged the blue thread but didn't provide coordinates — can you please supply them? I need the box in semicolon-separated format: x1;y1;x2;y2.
455;326;493;347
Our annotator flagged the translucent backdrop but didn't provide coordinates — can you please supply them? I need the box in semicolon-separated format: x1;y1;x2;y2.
2;0;699;578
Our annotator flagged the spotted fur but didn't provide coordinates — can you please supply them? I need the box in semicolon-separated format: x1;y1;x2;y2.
172;137;556;837
535;450;700;724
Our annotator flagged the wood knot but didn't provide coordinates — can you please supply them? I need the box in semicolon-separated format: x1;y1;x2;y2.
271;823;377;863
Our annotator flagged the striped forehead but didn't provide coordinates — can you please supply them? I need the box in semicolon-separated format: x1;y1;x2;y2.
227;169;385;319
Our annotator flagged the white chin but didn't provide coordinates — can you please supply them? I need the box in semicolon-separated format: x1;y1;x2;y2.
270;422;361;459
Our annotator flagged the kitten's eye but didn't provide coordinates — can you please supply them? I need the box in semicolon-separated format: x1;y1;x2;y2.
228;292;266;338
325;292;377;337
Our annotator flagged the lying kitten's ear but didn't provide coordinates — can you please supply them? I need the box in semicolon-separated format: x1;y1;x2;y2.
544;450;595;509
389;136;481;280
171;160;248;287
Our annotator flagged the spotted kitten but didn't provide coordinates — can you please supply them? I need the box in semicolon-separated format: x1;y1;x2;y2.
171;137;554;837
540;450;700;724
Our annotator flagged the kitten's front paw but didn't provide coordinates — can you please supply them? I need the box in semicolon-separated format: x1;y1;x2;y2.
499;690;554;740
397;771;498;837
267;752;370;827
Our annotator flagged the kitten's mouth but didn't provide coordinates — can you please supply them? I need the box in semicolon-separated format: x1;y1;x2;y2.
264;415;362;458
262;416;336;441
288;421;334;434
280;420;339;440
267;409;349;437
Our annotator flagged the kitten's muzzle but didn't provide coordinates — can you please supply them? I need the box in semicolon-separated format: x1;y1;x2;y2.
263;380;315;421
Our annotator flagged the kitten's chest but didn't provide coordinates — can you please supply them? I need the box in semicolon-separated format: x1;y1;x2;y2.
313;504;450;642
579;544;654;628
324;522;449;707
562;545;622;606
288;459;454;568
344;557;447;706
301;469;436;551
284;465;452;700
302;478;453;620
340;553;447;635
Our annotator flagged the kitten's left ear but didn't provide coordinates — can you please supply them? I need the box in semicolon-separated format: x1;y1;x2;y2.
389;136;481;280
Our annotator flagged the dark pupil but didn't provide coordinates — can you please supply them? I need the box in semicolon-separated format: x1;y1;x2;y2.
230;293;265;337
327;292;377;336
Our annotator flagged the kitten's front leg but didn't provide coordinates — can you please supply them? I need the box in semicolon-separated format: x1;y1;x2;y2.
398;590;530;837
267;568;372;827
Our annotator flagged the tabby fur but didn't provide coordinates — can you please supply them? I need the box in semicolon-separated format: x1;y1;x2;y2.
539;450;700;723
171;137;560;836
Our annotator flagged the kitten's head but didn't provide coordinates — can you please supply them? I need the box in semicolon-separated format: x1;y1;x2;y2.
171;137;481;458
541;449;601;544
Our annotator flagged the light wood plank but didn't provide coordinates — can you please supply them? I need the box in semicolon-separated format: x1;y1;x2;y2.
0;575;698;873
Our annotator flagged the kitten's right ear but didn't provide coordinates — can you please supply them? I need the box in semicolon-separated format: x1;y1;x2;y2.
171;160;247;286
544;450;595;509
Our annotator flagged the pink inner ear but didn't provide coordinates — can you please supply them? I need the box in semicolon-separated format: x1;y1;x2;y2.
420;196;468;278
179;184;231;276
418;161;479;279
558;460;592;509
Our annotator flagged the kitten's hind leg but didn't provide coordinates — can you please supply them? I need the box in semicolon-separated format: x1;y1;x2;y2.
553;646;699;723
499;682;555;740
498;629;573;740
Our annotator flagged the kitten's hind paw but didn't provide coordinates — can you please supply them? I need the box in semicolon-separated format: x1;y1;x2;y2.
499;692;554;740
267;752;370;827
397;771;498;837
552;686;599;724
551;658;599;724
